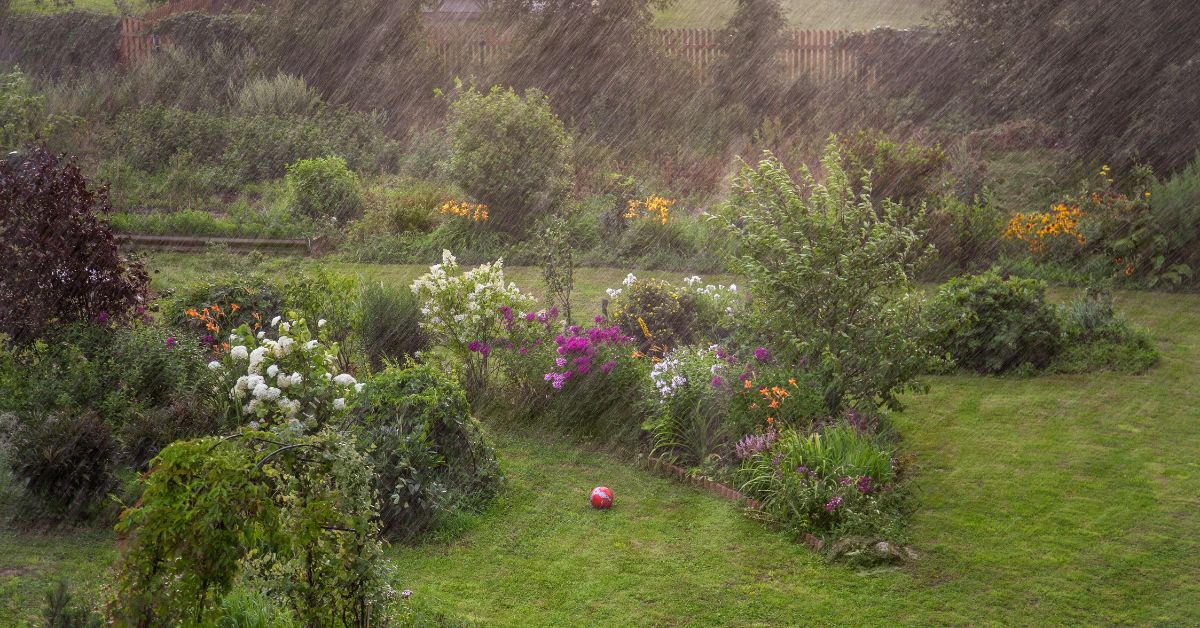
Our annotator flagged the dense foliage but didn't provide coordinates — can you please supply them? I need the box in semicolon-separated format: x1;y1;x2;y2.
285;155;362;223
718;146;935;411
0;147;149;344
355;363;502;540
926;272;1062;374
446;86;573;233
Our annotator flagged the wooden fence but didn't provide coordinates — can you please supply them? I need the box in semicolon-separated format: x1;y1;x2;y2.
120;18;865;83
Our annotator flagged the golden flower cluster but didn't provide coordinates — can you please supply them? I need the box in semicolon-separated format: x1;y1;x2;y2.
1003;202;1086;253
439;200;489;222
624;195;675;225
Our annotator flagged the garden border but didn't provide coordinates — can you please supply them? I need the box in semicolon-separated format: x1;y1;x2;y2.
643;455;825;552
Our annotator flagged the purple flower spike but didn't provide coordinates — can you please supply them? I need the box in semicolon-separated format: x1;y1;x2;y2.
754;347;770;363
165;336;176;349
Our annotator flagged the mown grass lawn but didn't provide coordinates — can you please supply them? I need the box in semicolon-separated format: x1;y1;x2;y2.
2;254;1197;625
655;0;942;30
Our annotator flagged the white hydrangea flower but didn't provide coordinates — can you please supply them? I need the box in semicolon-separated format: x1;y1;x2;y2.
354;382;365;393
318;319;326;328
257;331;266;339
207;360;222;371
623;272;637;286
249;347;268;374
230;345;249;360
267;364;279;378
274;336;294;358
279;322;291;334
333;373;357;386
333;398;346;410
271;316;281;327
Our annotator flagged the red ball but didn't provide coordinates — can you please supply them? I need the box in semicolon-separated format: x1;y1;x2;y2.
590;486;613;509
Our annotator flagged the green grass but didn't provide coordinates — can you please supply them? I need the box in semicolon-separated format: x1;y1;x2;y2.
9;0;150;14
655;0;944;30
2;255;1198;624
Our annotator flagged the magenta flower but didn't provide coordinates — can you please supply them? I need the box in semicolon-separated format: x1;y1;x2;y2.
710;375;724;388
754;347;770;363
824;496;843;512
165;336;176;349
856;475;873;494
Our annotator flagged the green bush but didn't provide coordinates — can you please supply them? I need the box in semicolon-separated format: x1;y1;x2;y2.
1050;286;1159;374
232;72;321;117
447;85;574;233
356;281;426;372
355;363;503;540
717;146;935;411
108;105;399;188
7;410;116;521
610;277;699;353
926;271;1063;374
836;129;948;209
351;179;451;240
285;155;362;222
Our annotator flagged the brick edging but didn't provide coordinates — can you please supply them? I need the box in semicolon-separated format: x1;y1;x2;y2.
643;455;828;552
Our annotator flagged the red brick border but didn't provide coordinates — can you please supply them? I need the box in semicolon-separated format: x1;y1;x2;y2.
644;455;825;551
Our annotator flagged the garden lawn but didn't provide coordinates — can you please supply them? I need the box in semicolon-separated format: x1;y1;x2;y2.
655;0;942;29
1;255;1197;625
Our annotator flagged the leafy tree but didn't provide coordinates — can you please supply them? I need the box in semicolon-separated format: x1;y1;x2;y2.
941;0;1200;174
710;0;789;125
717;144;935;410
0;147;148;344
496;0;693;142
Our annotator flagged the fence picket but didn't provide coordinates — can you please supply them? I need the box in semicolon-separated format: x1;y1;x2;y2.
118;16;863;83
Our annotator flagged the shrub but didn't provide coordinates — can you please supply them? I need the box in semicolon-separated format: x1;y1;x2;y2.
447;85;574;233
108;105;399;187
8;410;117;521
285;155;362;223
215;315;362;431
233;72;322;117
608;275;699;354
356;281;426;372
1051;286;1159;374
835;129;948;209
409;250;540;393
528;321;648;443
0;147;149;344
717;146;935;411
1;66;74;150
926;271;1063;374
352;179;451;240
355;363;502;540
737;423;904;543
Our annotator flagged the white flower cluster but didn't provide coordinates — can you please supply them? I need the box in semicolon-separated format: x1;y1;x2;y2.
222;315;360;427
649;345;723;400
410;250;535;348
605;272;639;301
683;275;736;296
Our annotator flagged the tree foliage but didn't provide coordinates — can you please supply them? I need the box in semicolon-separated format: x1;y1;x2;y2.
718;144;935;410
0;147;148;344
941;0;1200;174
